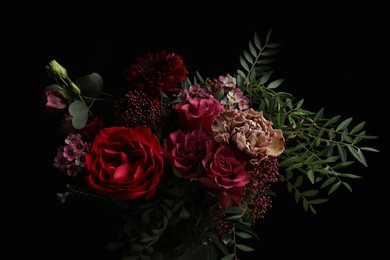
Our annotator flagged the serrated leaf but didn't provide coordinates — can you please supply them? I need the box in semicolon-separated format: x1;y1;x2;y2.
294;189;301;203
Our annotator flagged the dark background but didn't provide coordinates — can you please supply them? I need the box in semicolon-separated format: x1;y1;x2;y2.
2;1;389;259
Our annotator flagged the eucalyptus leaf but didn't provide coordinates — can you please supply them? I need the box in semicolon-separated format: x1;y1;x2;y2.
74;72;104;98
68;100;89;129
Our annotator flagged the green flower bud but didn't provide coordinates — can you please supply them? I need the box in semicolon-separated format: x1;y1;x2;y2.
46;60;69;81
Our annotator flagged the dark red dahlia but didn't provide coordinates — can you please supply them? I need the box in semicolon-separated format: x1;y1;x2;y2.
124;50;188;99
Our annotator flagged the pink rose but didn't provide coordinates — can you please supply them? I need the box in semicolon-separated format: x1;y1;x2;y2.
174;97;223;133
198;140;252;208
162;129;211;179
85;125;164;200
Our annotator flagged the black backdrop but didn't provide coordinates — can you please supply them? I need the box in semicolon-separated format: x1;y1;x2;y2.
2;1;389;259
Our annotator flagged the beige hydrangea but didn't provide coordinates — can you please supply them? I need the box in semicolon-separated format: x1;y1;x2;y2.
212;108;285;165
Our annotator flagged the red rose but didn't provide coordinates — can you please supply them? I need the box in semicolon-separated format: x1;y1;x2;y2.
85;125;164;200
198;140;252;208
174;97;223;133
162;129;211;179
61;114;104;143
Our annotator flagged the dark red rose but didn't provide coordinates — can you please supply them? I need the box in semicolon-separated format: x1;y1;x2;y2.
174;97;224;134
198;140;252;208
125;50;188;99
60;114;104;143
85;125;164;200
162;129;211;179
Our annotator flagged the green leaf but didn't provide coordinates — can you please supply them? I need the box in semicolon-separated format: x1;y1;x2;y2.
360;147;379;152
261;49;279;57
308;198;329;204
328;182;341;194
220;253;235;260
332;161;355;169
248;41;257;56
236;244;254;252
313;108;324;122
68;100;89;129
338;173;362;179
254;32;261;49
324;115;341;127
347;146;367;167
303;199;311;212
306;169;315;184
301;190;319;197
336;117;353;132
294;189;301;203
75;72;104;98
267;78;284;89
243;50;254;64
287;182;293;193
294;175;303;187
240;56;250;72
342;182;353;192
350;121;366;134
309;204;317;214
337;144;347;162
321;176;337;188
236;232;252;239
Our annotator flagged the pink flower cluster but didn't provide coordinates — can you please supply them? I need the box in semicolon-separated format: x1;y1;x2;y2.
53;133;89;177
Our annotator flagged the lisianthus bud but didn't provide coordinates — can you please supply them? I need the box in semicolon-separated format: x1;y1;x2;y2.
46;60;69;80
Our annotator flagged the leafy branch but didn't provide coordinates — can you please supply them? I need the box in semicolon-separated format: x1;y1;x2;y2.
236;29;379;213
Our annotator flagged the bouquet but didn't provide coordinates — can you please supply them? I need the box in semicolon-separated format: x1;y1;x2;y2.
42;30;378;260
